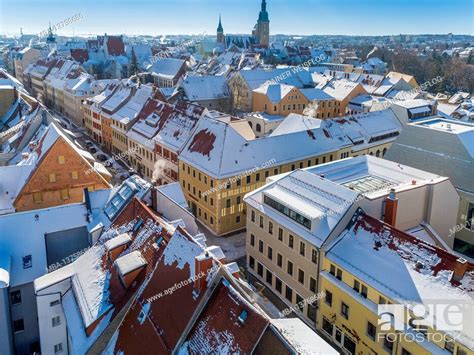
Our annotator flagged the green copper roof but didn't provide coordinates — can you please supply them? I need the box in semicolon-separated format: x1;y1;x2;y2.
258;0;269;22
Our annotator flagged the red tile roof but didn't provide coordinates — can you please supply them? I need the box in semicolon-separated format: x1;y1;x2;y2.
187;129;216;157
106;36;125;56
350;211;474;285
70;48;89;63
112;227;208;354
104;198;172;318
180;279;269;353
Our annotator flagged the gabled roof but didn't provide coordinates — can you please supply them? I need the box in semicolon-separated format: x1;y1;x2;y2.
4;122;108;210
106;36;126;56
100;83;133;114
238;68;305;90
109;84;155;125
149;58;186;79
34;198;176;354
253;83;294;103
127;99;207;152
323;79;363;101
178;278;269;353
70;48;89;63
104;219;214;354
180;74;230;101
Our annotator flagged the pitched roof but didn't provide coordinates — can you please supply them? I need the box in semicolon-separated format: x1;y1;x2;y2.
253;83;294;103
180;74;230;102
34;198;176;354
149;58;186;80
180;114;352;179
326;210;474;350
323;79;363;101
178;278;269;353
70;48;89;63
105;222;214;354
106;36;126;56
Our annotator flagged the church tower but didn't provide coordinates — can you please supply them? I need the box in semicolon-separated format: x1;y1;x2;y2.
216;14;225;44
255;0;270;47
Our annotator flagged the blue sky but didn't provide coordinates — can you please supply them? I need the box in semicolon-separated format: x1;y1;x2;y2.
1;0;473;36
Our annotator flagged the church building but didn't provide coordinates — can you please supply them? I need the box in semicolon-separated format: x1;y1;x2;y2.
216;0;270;49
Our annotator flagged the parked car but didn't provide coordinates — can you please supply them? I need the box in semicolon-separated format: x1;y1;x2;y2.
84;140;94;148
89;147;97;154
96;154;108;162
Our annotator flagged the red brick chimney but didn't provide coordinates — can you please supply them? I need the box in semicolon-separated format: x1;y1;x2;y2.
194;252;213;294
384;189;398;226
151;184;158;212
452;257;468;282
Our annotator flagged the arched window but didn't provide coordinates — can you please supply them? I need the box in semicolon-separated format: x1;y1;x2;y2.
256;123;262;132
383;148;387;156
248;121;253;128
376;150;380;157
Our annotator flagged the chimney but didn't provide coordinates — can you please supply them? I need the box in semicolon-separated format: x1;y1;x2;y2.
151;183;158;212
105;233;131;262
384;188;398;226
452;258;468;283
194;252;213;294
225;262;241;279
115;251;147;288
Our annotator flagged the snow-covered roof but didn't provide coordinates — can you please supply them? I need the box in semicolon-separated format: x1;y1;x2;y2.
180;113;352;179
103;176;150;221
306;155;445;199
272;318;338;354
253;83;294;103
115;250;147;276
269;109;402;153
149;57;185;79
326;211;474;350
180;75;230;101
238;68;306;90
109;84;155;125
105;233;131;251
156;182;188;209
2;122;107;211
244;169;359;248
100;84;132;114
323;79;362;101
179;278;269;354
34;197;182;354
300;87;334;101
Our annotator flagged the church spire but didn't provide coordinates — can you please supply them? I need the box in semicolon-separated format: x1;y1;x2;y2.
258;0;269;22
217;13;224;33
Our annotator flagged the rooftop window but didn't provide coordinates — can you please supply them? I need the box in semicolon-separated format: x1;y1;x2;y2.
264;195;311;229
